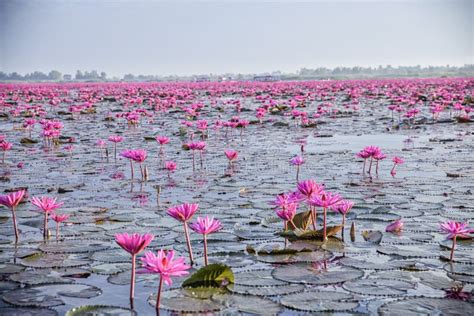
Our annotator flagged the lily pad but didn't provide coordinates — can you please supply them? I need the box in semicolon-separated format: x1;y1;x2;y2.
234;269;287;287
272;263;363;285
343;278;416;296
378;298;474;315
147;289;224;313
280;290;358;312
2;283;101;307
229;283;304;296
211;293;281;315
0;307;57;315
9;268;90;285
182;263;234;288
66;305;137;316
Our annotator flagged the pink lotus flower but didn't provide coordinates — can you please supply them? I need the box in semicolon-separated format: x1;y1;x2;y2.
115;232;154;255
190;216;222;266
332;199;354;240
156;136;169;155
51;213;70;240
386;219;404;233
290;156;304;166
31;196;64;238
290;156;304;182
156;136;169;145
189;216;222;235
167;203;199;222
0;190;26;242
297;180;324;199
115;233;154;303
165;161;177;175
224;149;238;162
275;203;298;231
310;191;342;240
390;156;404;177
297;179;324;230
1;141;12;164
167;203;199;265
440;221;473;261
108;135;123;143
139;249;190;310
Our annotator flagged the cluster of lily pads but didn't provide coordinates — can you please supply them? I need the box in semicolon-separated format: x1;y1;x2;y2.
0;78;473;314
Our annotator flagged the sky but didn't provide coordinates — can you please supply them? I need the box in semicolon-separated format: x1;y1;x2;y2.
0;0;472;76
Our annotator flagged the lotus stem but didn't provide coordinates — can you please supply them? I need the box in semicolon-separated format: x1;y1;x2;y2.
11;206;19;243
130;254;136;301
450;236;456;261
155;275;163;311
323;207;327;240
203;234;208;266
183;222;194;265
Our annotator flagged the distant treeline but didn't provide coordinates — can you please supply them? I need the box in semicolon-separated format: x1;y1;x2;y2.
1;64;473;82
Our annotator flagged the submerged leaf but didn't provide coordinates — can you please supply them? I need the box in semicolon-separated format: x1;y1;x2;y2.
182;263;234;288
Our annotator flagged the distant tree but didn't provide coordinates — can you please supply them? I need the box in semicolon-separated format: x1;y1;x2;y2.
123;74;135;81
100;71;107;80
75;70;84;80
48;70;62;81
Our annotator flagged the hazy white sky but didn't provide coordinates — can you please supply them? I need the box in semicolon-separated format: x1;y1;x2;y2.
0;0;472;76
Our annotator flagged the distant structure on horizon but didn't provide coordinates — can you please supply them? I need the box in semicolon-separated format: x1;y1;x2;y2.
253;75;280;82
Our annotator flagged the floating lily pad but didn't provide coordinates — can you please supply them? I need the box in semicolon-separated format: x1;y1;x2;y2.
20;253;90;268
211;293;281;315
370;270;457;290
9;268;90;285
39;240;110;254
2;283;101;307
280;290;358;312
91;263;131;275
234;270;287;287
340;257;418;271
147;289;224;313
378;298;474;315
0;307;57;315
90;249;131;263
343;278;416;296
229;283;304;296
272;263;363;285
66;305;137;316
256;250;330;264
377;244;440;258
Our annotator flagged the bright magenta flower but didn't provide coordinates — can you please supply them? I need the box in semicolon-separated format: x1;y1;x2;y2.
0;190;26;209
440;221;473;239
165;161;177;173
31;196;64;238
115;232;154;255
440;221;473;262
189;216;222;235
386;219;404;233
290;156;305;166
392;156;404;164
0;190;26;241
224;150;238;162
156;136;169;145
297;180;324;199
275;203;297;222
139;249;190;286
51;213;70;223
31;196;64;213
167;203;198;222
108;135;123;143
130;149;147;163
309;191;341;208
332;199;354;215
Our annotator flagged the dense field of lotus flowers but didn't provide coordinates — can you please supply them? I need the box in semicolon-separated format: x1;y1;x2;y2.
0;78;473;315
